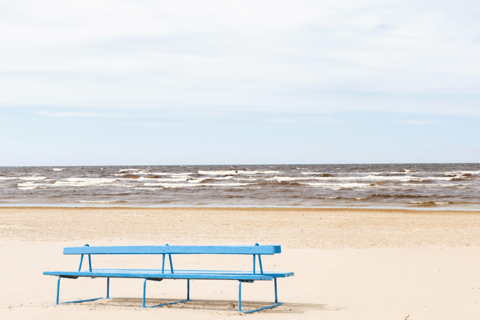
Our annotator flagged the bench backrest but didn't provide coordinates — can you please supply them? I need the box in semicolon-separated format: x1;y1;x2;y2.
65;244;281;275
64;245;281;255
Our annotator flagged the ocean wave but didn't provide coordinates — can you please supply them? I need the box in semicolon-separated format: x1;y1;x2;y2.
268;175;454;182
2;164;478;208
118;169;146;172
302;182;372;190
0;177;17;180
301;172;334;177
17;178;119;189
143;182;253;188
151;172;193;176
55;178;118;187
410;201;454;206
129;177;190;182
79;200;126;204
233;177;260;181
118;169;152;175
365;194;433;199
198;170;281;175
0;176;47;181
443;170;480;175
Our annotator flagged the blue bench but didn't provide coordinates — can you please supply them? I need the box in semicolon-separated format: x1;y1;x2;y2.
43;243;294;313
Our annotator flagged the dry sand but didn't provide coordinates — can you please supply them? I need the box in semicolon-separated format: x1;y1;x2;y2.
1;207;480;319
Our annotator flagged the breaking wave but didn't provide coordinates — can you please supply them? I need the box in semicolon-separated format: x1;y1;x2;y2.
1;163;478;208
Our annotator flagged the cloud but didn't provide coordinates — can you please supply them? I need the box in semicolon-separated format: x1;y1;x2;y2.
1;1;480;115
397;120;437;125
266;117;335;124
37;111;128;118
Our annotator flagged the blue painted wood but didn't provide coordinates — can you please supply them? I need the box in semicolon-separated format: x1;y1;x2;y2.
45;268;294;278
44;271;274;280
118;269;292;277
63;245;281;255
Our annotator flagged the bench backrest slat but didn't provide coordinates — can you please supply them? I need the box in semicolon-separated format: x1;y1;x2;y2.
64;245;281;255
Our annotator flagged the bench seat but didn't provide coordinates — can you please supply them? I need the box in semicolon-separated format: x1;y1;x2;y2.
44;269;294;280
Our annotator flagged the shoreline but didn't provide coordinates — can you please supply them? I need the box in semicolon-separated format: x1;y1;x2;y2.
1;205;480;213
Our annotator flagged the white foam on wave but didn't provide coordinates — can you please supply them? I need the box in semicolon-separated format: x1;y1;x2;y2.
443;170;480;175
17;182;38;190
121;176;190;182
302;182;372;190
198;170;280;175
301;172;333;175
152;177;190;182
115;172;193;177
410;201;451;205
1;176;47;181
55;178;118;187
302;171;432;176
202;176;234;181
17;178;118;190
151;172;192;176
143;182;252;188
79;200;123;204
22;176;47;180
269;175;454;182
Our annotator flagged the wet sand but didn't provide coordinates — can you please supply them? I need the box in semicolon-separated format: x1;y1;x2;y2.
1;207;480;319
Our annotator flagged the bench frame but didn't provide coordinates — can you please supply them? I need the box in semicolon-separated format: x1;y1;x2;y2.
46;244;293;313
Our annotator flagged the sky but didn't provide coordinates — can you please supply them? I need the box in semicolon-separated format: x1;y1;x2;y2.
0;0;479;165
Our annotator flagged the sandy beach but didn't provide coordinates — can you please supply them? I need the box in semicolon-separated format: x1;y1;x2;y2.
1;207;480;319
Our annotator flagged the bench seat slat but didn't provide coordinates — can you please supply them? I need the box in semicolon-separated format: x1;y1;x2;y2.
44;269;294;278
43;271;275;280
64;245;280;255
90;269;294;278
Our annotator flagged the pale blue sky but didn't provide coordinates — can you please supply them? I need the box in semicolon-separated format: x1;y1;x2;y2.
1;1;479;165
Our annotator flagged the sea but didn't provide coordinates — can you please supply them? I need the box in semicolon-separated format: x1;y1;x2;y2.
0;163;479;209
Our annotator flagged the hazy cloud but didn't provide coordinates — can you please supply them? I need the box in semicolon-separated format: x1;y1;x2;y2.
397;120;437;125
1;1;480;115
266;117;335;124
37;111;128;118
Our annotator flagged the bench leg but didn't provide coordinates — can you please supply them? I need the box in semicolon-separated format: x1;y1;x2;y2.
106;278;110;299
54;276;104;305
56;276;61;305
142;278;188;308
142;279;147;308
275;278;278;303
238;279;284;314
238;281;242;312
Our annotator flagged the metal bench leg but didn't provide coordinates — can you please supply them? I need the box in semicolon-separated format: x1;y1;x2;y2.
275;278;278;303
238;281;242;312
142;279;147;308
238;279;284;314
144;278;188;308
106;278;110;299
56;276;61;305
54;276;103;305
